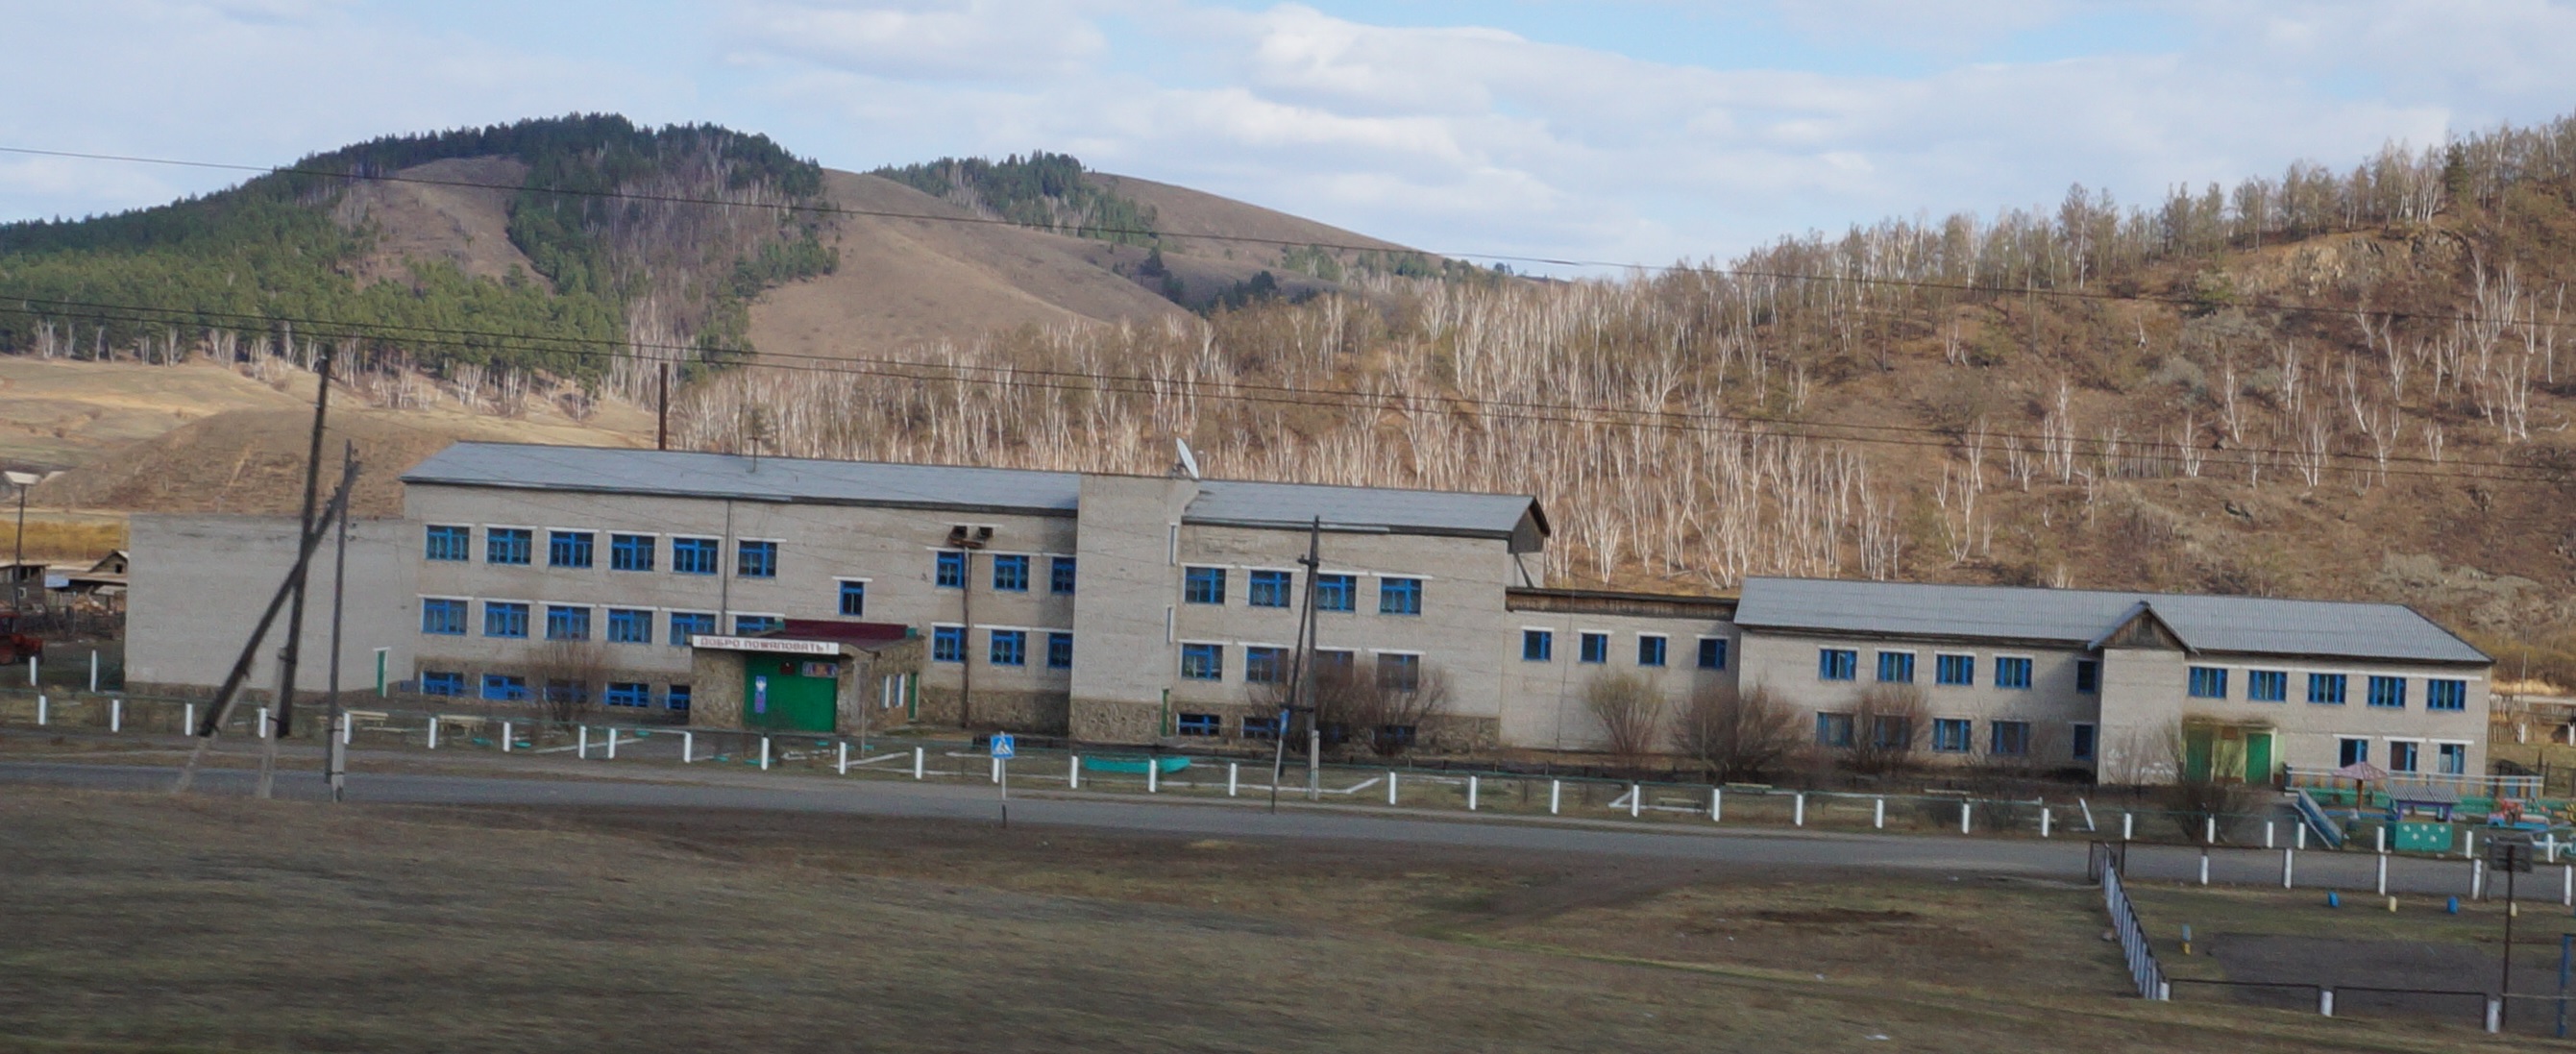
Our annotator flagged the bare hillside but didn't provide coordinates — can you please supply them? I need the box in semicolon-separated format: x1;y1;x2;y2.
332;157;544;287
1092;173;1411;257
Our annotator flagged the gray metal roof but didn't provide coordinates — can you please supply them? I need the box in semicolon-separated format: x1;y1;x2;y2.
1733;576;2490;665
402;443;1543;539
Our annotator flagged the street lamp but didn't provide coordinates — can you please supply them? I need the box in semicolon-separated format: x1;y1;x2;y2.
945;525;992;729
3;471;39;617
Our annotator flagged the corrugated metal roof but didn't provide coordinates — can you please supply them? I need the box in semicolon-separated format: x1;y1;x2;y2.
1733;576;2489;665
402;443;1542;538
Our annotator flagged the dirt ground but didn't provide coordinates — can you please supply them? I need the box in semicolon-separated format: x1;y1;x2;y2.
0;790;2555;1053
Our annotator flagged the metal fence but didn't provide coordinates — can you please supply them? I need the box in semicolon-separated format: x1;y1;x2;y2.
2097;844;2168;1001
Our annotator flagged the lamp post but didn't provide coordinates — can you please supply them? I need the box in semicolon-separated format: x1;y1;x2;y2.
4;470;37;619
946;525;991;729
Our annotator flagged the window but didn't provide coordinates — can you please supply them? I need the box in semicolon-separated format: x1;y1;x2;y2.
1523;629;1555;662
1931;718;1972;752
479;674;527;701
1050;556;1077;595
1379;577;1422;615
2188;666;2228;699
838;579;868;617
1990;721;2031;756
2247;670;2289;702
1249;570;1292;607
1815;712;1855;748
2367;675;2407;709
2338;737;2369;767
545;680;587;707
932;625;965;663
420;672;464;697
2388;740;2421;772
1637;636;1668;668
2427;678;2467;711
483;601;529;639
1697;637;1729;671
486;527;532;565
2437;743;2467;775
989;629;1027;666
610;533;655;572
1315;650;1355;675
545;604;591;642
1245;646;1289;683
605;608;652;644
1376;724;1418;749
1047;632;1074;670
2071;723;2098;762
1377;652;1421;692
1176;713;1221;736
992;554;1029;592
737;540;777;578
1184;566;1227;604
733;614;783;635
1870;715;1912;749
2075;659;2100;694
1580;632;1610;664
548;530;594;569
1877;650;1915;683
604;682;650;708
1315;574;1356;612
935;551;966;588
421;598;467;636
2308;674;2348;705
1819;649;1858;681
669;611;715;646
1180;643;1223;680
1935;653;1974;687
1995;656;2033;689
1242;714;1284;740
425;525;471;562
672;537;720;576
666;684;692;712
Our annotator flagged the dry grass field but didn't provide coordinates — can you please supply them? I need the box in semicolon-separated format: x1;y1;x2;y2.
0;789;2553;1053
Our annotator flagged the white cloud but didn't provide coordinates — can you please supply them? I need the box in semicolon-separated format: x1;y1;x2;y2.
725;0;1110;81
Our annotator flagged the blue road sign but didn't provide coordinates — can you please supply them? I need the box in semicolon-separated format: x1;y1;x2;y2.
992;732;1017;760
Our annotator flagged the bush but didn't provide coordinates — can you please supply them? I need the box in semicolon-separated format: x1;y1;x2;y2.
1671;682;1801;782
1584;672;1666;767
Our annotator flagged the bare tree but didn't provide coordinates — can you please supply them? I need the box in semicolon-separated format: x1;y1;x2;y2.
1671;681;1802;782
1841;683;1926;775
522;641;610;724
1583;672;1667;767
1289;662;1456;757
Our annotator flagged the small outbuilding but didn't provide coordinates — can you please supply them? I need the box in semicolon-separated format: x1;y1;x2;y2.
687;620;922;735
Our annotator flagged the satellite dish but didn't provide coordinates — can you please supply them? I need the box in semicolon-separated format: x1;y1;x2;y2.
1173;438;1202;480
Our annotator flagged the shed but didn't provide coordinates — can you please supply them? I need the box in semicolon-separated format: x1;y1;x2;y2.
686;620;921;735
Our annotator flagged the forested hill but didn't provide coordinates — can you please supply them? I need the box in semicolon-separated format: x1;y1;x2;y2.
0;115;834;394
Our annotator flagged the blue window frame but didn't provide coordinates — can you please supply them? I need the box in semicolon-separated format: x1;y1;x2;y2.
2075;659;2100;694
1315;574;1356;612
1580;632;1609;664
1815;712;1853;748
545;604;591;641
2389;740;2420;772
2247;670;2288;701
839;579;868;617
666;684;692;712
1242;714;1284;739
989;629;1027;666
603;682;650;708
1819;649;1857;681
1248;570;1292;607
1697;637;1728;671
2367;674;2407;709
483;601;528;639
733;614;783;635
1935;653;1973;686
1176;713;1221;736
1379;576;1422;615
1047;632;1074;670
1050;556;1077;595
2427;678;2467;711
672;537;720;575
486;527;532;566
2188;666;2228;699
2339;737;2369;767
737;540;777;578
1523;629;1554;662
932;625;964;663
605;608;652;644
1378;652;1421;692
425;525;471;562
420;672;464;697
936;551;966;588
1184;566;1227;604
545;680;587;707
610;533;654;572
669;611;715;646
1246;646;1288;683
1876;651;1915;683
990;554;1029;592
2072;723;2098;761
1931;718;1972;752
421;598;467;636
1995;656;2033;689
1180;642;1223;680
1637;635;1668;667
2439;743;2467;774
479;674;527;701
1990;721;2031;756
2308;674;2347;704
548;530;594;569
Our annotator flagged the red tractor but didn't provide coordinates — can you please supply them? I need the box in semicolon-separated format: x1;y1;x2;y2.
0;612;38;667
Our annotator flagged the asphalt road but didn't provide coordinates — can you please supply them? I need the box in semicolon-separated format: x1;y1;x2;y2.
0;757;2535;899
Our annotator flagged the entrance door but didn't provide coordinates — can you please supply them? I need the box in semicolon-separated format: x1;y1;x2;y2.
744;656;839;732
2243;731;2274;786
2182;726;2214;782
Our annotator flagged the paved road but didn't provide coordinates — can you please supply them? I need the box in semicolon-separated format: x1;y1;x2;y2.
0;758;2539;899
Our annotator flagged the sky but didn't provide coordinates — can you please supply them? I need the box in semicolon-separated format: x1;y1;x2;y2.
3;0;2574;271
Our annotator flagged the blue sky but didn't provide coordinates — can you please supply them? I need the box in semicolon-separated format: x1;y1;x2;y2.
4;1;2574;271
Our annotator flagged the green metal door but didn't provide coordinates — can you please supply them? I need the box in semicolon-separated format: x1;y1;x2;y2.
2182;726;2214;782
2244;732;2274;785
745;656;838;732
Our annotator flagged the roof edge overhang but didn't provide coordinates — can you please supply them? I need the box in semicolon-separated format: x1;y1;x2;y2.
402;478;1079;519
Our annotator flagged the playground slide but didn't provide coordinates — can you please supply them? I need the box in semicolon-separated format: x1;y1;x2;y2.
2292;788;2345;849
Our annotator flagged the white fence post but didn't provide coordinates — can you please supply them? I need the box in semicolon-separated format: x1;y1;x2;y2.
759;735;772;772
1229;762;1239;797
2564;864;2572;908
256;706;269;739
2282;848;2295;889
2465;829;2477;861
1147;760;1159;794
678;729;691;763
604;726;617;761
1630;783;1641;819
35;694;47;725
913;747;925;780
1465;775;1477;811
2296;824;2307;850
1068;755;1081;790
88;650;98;694
2199;850;2211;886
2205;816;2217;845
1550;779;1561;816
2122;812;2133;842
1710;787;1722;822
2376;853;2389;895
1390;772;1401;806
183;702;193;735
2266;821;2276;848
109;698;121;733
1874;797;1885;829
502;720;512;753
577;725;588;759
1960;801;1972;834
2377;825;2388;854
2041;808;2052;838
2319;990;2335;1017
838;741;849;774
2474;858;2488;900
2487;997;2502;1033
1793;792;1805;827
427;719;439;750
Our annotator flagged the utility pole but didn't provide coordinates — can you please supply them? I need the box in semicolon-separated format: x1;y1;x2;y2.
258;349;332;799
8;472;25;618
323;441;356;802
656;361;670;452
1297;517;1322;801
1269;517;1321;815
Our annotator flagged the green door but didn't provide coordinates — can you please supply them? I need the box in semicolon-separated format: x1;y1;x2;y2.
2182;726;2214;782
745;656;839;732
2244;732;2274;785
